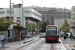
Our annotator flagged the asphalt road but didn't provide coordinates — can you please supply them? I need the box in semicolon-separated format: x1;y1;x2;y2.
18;38;66;50
19;38;50;50
0;36;66;50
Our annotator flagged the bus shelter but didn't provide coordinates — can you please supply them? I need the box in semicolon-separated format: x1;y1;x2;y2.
12;26;28;41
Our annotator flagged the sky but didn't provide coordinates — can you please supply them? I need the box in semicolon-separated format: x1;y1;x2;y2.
0;0;75;9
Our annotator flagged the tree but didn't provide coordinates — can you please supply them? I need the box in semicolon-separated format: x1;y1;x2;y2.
0;17;13;31
39;20;49;32
61;19;70;32
70;14;75;25
25;23;36;34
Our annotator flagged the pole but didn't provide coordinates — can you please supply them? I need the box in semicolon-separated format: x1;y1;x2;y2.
64;7;66;32
10;0;11;20
9;0;12;42
22;0;25;27
59;10;61;38
59;12;60;30
20;0;24;40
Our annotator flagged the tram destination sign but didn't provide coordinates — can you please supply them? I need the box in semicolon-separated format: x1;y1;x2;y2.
48;27;56;29
48;27;56;30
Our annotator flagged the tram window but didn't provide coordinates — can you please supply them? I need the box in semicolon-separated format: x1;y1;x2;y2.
47;30;57;36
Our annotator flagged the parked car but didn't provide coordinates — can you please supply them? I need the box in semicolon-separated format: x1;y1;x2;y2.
43;32;46;37
39;33;44;38
39;32;46;38
26;34;31;38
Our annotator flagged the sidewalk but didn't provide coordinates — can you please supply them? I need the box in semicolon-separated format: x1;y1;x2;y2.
61;37;75;50
0;38;34;50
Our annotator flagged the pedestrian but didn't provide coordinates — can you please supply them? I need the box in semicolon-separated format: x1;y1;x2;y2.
0;33;5;47
59;31;62;38
63;32;67;40
66;33;68;38
70;32;73;40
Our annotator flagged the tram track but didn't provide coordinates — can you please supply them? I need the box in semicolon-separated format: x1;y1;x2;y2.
50;43;52;50
15;38;40;50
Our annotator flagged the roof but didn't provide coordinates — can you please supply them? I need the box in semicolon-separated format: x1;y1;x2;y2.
13;26;28;29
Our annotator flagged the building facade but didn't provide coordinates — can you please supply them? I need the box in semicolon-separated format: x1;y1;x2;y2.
26;6;71;28
0;4;42;34
70;6;75;37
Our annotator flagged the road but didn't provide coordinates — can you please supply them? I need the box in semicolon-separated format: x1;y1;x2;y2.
0;36;66;50
16;37;66;50
19;38;50;50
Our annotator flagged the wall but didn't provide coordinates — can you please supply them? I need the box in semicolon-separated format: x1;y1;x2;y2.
54;19;71;28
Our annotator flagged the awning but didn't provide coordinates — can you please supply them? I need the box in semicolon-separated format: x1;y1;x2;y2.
13;26;28;29
70;26;75;29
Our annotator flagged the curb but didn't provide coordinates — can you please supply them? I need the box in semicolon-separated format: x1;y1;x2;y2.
59;39;66;50
21;38;34;44
60;38;75;50
5;38;34;50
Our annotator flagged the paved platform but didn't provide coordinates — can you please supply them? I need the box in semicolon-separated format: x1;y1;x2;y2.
61;37;75;50
0;38;34;50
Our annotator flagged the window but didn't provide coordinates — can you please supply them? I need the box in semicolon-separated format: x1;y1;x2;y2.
47;30;57;36
13;4;21;8
0;11;5;14
33;12;41;17
7;10;13;13
6;17;10;19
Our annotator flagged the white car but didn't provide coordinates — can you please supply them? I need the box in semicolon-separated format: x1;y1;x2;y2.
39;32;46;38
39;33;44;38
43;32;46;37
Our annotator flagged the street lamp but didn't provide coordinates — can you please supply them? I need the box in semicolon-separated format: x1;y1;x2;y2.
8;0;12;42
9;0;14;42
22;0;25;27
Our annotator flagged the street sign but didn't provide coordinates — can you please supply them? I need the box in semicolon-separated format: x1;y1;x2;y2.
17;20;20;26
17;17;20;26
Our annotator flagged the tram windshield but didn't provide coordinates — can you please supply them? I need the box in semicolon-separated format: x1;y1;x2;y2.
46;27;57;36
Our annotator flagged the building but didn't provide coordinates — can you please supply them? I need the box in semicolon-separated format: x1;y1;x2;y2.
0;4;42;33
70;6;75;38
0;4;42;41
26;6;71;29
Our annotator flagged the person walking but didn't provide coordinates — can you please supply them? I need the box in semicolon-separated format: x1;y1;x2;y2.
63;32;67;40
66;33;68;38
0;33;5;47
70;32;73;40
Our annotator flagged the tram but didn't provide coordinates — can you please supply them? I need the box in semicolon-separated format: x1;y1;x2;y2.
45;25;59;43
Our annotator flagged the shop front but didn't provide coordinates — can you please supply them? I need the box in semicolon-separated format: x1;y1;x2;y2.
11;26;28;41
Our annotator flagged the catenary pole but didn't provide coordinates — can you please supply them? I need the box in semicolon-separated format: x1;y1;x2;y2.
22;0;25;27
10;0;11;20
9;0;12;42
64;7;66;32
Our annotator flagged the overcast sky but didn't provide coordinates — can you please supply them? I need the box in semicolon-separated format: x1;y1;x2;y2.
0;0;75;9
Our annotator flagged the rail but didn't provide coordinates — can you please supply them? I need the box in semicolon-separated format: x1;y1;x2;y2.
50;43;52;50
